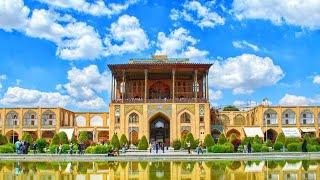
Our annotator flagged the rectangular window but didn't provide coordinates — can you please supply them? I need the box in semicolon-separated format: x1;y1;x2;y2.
200;117;204;123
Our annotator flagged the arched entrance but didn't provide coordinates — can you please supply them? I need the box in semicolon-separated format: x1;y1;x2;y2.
149;113;170;145
129;130;139;145
211;129;221;141
6;130;19;143
264;129;278;142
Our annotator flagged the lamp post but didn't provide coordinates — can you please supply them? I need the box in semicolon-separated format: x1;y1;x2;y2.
262;98;269;143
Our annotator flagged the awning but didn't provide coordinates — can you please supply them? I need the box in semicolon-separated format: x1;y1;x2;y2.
301;127;316;133
244;161;265;172
282;128;301;138
243;127;264;137
282;161;302;171
59;128;74;140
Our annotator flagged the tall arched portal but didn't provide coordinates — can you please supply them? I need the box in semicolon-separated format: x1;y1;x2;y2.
149;113;170;145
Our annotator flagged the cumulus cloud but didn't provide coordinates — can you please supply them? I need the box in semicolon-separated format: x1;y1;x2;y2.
233;100;257;107
104;15;149;56
313;75;320;84
232;40;259;51
0;0;30;32
36;0;138;17
233;0;320;30
155;27;208;61
170;0;224;29
0;87;71;107
209;89;222;102
209;54;284;94
279;94;320;106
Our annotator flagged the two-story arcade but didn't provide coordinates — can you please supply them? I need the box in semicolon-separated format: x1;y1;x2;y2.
107;55;212;145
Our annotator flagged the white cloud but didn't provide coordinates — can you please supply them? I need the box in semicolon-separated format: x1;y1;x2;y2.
104;15;149;56
75;97;107;110
0;87;71;107
209;89;222;102
209;54;284;94
155;27;208;61
232;40;259;51
26;9;103;60
233;100;257;107
0;0;30;32
313;75;320;84
0;75;7;89
233;0;320;30
37;0;138;17
170;0;225;29
279;94;320;106
60;65;110;100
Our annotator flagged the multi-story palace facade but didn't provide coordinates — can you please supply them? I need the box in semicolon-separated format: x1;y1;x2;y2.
1;56;320;144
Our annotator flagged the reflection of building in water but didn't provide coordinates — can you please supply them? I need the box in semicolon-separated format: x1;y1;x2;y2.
0;161;320;180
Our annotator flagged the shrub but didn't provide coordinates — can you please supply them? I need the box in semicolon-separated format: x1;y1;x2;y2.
275;133;285;144
93;145;112;154
49;145;58;154
58;132;69;144
22;132;33;144
172;139;181;150
208;143;234;153
120;134;128;147
138;135;148;150
78;131;89;143
252;143;262;152
265;139;273;147
217;134;227;144
0;144;15;153
242;137;253;145
224;142;234;153
0;134;8;145
85;146;94;154
193;139;199;149
307;144;317;152
61;144;70;154
51;134;60;145
36;138;48;153
285;138;301;148
110;134;120;150
273;142;284;151
229;134;241;152
261;145;269;152
287;143;301;152
204;134;215;148
71;133;78;144
184;133;196;149
253;135;262;144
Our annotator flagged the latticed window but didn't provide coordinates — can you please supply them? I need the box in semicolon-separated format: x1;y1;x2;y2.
180;112;191;123
300;111;314;124
6;111;19;126
129;113;139;123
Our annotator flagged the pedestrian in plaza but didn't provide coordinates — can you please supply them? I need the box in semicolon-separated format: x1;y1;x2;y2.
186;141;191;154
69;143;73;154
32;141;37;154
24;141;30;154
156;143;159;154
197;142;203;155
247;141;252;153
149;142;152;153
15;140;21;154
302;139;308;152
58;144;62;154
162;143;165;153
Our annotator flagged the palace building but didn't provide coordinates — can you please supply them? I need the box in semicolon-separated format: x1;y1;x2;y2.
0;56;320;144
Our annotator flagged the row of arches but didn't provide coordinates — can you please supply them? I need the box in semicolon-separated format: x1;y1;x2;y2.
75;115;104;127
219;114;246;126
5;110;56;127
264;109;317;125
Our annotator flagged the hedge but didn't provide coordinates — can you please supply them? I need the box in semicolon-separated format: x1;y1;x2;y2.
252;143;262;152
58;132;69;144
21;132;33;144
261;145;269;152
138;135;148;150
204;134;215;148
172;139;181;150
36;138;48;153
217;134;228;145
208;143;234;153
78;131;89;143
0;144;15;153
287;143;301;152
307;144;317;152
111;134;120;150
273;142;283;151
120;134;128;147
85;145;112;154
51;134;60;145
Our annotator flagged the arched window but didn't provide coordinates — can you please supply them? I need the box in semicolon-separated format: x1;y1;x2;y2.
24;110;37;127
90;116;103;127
282;109;296;125
6;111;19;127
129;113;139;124
233;114;245;126
220;115;230;125
180;112;191;123
300;110;314;125
76;115;86;127
264;109;277;125
42;110;56;126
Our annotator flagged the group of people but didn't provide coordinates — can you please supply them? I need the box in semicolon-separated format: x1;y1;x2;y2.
55;142;85;154
15;140;38;154
149;142;168;154
186;141;204;155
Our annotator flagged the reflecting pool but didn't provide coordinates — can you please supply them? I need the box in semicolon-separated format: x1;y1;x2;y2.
1;160;320;179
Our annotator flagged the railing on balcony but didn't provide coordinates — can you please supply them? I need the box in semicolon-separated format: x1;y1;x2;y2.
42;119;56;128
23;119;37;128
23;124;38;128
112;98;208;103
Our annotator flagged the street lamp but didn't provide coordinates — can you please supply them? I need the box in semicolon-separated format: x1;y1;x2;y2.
262;98;270;142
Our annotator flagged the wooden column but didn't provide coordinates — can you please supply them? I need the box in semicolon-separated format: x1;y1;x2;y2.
144;69;148;102
206;71;209;100
111;74;114;101
194;70;198;100
172;69;175;102
122;70;126;103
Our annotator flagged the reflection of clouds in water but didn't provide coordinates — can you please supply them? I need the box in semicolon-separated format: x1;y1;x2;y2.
65;162;72;173
156;171;165;178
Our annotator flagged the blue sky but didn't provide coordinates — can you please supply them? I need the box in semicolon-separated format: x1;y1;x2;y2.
0;0;320;111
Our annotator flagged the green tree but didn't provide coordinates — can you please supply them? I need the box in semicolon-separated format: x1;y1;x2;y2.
51;134;60;145
223;105;239;111
36;138;48;153
172;139;182;150
111;134;120;150
218;134;228;144
204;134;215;147
253;135;262;144
183;133;196;149
71;133;78;144
78;131;89;143
58;132;69;144
120;134;128;147
0;134;8;145
138;135;148;150
21;132;33;144
275;133;285;144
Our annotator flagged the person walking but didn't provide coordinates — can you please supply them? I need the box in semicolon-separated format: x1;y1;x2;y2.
197;142;203;154
69;143;73;154
302;139;308;152
156;143;159;154
247;141;252;153
186;141;191;154
58;144;62;154
162;143;165;153
149;142;152;154
32;141;37;154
